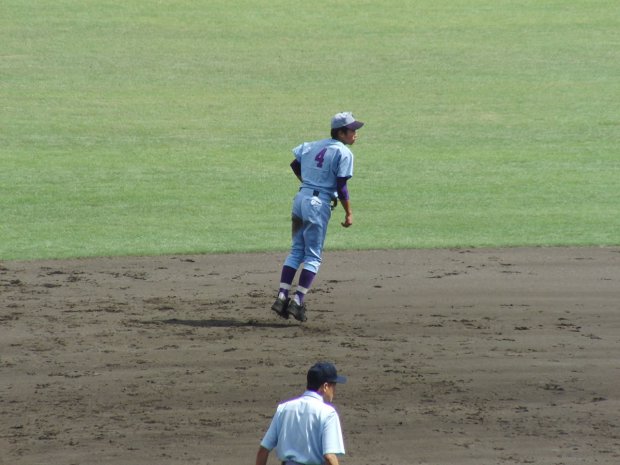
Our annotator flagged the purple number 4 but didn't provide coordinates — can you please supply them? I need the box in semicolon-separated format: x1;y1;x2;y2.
315;148;327;168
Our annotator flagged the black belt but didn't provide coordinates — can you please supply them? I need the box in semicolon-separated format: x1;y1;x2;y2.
299;187;325;197
300;187;338;210
300;187;330;199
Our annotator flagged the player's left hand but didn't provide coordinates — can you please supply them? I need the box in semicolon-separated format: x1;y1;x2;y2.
341;214;353;228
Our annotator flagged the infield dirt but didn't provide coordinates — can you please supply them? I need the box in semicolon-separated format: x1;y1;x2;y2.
1;248;619;465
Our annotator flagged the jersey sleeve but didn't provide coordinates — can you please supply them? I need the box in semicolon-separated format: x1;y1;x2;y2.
336;147;354;179
292;142;313;162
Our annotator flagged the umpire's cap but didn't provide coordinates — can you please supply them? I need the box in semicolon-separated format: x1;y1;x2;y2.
307;362;347;385
331;112;364;130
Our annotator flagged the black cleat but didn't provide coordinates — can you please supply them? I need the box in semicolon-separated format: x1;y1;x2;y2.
271;297;290;319
287;300;307;322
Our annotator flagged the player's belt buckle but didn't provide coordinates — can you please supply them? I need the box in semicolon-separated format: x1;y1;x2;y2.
312;190;320;197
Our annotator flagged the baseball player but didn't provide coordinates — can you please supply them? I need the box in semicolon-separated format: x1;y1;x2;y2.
255;362;348;465
271;112;364;322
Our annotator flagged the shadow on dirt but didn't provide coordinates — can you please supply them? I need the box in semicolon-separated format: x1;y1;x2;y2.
162;318;292;329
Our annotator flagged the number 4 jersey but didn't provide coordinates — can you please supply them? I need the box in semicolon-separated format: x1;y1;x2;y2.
292;139;354;198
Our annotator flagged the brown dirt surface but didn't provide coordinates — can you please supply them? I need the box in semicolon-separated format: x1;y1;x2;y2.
1;247;619;465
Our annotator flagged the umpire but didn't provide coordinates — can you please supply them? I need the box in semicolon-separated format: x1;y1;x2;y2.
255;362;348;465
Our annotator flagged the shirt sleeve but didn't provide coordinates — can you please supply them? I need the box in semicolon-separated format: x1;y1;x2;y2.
291;159;302;178
336;147;354;179
336;177;349;201
260;408;281;451
292;143;307;162
322;410;345;456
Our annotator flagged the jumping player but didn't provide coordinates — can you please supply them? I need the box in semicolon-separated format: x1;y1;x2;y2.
271;112;364;322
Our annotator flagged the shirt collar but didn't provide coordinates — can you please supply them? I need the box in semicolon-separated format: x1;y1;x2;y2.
302;390;323;402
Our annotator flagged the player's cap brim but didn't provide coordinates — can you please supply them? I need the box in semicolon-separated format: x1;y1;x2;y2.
345;121;364;130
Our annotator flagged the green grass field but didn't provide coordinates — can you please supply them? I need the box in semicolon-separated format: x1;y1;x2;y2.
2;0;619;260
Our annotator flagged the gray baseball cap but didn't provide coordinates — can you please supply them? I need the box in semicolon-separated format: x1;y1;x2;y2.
331;112;364;130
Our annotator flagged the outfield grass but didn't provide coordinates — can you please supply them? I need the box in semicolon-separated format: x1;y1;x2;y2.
2;0;619;260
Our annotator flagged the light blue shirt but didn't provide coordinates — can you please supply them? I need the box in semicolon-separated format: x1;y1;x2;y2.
260;391;345;465
293;139;354;198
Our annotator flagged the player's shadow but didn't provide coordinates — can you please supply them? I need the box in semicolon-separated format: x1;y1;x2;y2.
162;318;292;329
